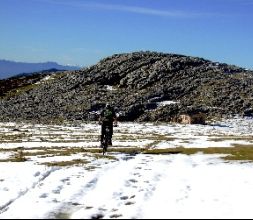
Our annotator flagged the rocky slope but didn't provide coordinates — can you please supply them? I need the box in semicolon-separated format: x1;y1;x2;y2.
0;51;253;123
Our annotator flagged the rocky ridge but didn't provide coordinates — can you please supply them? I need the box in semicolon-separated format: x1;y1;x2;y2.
0;51;253;123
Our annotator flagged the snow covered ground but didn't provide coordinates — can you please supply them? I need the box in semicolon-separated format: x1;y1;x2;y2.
1;117;253;219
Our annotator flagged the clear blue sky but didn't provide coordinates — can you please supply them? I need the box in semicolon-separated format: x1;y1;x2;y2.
0;0;252;69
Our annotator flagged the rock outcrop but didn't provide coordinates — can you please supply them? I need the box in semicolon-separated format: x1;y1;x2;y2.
0;51;253;123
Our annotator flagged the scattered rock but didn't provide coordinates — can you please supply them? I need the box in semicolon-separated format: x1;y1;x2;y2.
0;51;253;123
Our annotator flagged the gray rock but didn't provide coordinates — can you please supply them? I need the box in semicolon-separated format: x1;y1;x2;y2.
0;51;253;123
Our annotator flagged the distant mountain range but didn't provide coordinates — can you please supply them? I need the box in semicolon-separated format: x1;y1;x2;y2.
0;59;80;79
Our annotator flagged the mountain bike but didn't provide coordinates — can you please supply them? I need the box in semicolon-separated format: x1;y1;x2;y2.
102;125;111;155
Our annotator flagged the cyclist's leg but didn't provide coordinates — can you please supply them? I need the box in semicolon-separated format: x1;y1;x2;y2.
101;123;105;146
109;122;113;145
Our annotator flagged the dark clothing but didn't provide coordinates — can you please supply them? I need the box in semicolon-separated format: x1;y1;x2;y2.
100;107;116;123
100;106;116;144
101;121;113;144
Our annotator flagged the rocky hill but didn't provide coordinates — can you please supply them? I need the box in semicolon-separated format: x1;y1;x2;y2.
0;51;253;123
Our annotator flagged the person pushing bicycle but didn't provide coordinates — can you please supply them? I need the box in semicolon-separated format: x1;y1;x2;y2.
99;103;118;147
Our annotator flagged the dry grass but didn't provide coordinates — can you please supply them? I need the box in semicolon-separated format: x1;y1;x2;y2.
210;136;253;142
2;142;253;164
0;133;32;142
144;145;253;162
0;147;27;162
40;159;89;167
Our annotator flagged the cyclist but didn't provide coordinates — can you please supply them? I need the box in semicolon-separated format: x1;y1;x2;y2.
99;103;117;147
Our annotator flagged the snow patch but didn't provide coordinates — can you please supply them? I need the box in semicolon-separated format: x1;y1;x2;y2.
157;100;179;107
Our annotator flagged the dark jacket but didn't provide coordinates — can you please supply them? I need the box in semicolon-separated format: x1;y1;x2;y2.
100;106;116;123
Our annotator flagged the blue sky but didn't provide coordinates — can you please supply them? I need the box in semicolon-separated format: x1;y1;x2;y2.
0;0;252;69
